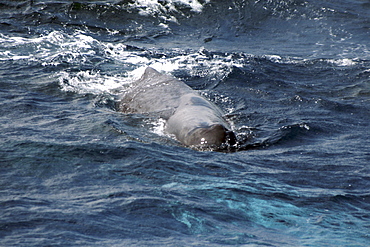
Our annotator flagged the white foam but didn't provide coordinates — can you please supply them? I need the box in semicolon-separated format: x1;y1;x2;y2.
127;0;210;24
58;70;131;94
151;118;167;136
0;31;98;65
328;58;357;67
56;45;246;94
133;0;209;15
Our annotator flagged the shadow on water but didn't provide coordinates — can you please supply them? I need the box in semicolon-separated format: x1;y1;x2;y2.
214;122;313;152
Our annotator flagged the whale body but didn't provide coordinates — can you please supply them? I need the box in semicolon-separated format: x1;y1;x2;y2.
118;67;236;148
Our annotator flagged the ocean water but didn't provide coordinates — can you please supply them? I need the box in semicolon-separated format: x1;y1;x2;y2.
1;0;369;246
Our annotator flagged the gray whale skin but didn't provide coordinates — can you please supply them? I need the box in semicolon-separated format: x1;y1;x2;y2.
118;67;236;148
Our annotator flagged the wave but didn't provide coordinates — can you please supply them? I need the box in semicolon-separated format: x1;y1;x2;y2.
2;0;369;58
1;29;364;95
2;28;367;151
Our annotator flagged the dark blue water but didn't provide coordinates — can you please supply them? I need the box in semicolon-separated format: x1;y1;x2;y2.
1;0;369;246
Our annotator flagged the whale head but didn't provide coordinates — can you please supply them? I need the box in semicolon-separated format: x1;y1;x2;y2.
184;124;237;148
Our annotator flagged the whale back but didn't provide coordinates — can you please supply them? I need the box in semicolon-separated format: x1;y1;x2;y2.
118;67;193;118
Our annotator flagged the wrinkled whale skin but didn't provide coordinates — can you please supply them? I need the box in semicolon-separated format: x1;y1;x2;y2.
118;67;236;147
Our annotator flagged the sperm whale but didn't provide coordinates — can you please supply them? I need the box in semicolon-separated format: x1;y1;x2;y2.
118;67;236;148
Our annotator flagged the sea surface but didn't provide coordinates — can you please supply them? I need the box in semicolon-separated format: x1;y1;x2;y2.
1;0;370;246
